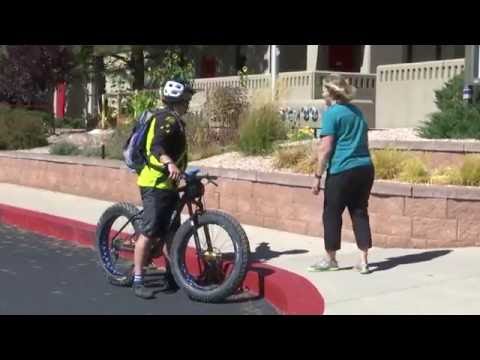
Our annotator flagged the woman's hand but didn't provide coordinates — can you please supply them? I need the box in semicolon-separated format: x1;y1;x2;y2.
312;177;322;195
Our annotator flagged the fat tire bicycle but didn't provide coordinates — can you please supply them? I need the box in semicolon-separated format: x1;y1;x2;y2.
95;168;251;303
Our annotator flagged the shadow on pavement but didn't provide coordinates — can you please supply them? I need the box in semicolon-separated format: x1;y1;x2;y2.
250;242;309;262
218;266;275;304
367;250;453;273
143;262;276;305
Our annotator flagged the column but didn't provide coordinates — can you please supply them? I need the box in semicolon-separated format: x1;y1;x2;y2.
263;46;271;73
271;45;279;100
360;45;372;74
307;45;319;71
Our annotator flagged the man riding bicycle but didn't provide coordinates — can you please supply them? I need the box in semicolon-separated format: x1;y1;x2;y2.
111;79;194;299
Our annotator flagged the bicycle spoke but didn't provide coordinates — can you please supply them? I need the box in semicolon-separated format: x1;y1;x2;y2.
181;222;237;289
98;206;140;278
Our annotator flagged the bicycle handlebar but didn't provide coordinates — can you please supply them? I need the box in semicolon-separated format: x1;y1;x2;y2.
162;165;218;186
184;173;218;186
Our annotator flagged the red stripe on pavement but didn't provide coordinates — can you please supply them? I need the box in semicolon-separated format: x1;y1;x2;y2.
0;203;325;315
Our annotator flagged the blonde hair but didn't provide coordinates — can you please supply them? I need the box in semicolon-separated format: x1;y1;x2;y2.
322;75;356;102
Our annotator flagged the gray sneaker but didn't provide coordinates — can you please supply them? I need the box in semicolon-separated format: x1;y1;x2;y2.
308;258;339;272
354;263;371;275
133;283;155;299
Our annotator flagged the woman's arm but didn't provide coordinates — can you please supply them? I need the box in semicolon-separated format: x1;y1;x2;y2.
315;135;334;176
312;135;334;195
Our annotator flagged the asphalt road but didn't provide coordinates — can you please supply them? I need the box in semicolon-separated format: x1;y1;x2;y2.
0;223;277;315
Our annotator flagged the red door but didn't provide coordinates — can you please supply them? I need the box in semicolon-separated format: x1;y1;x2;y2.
328;46;355;72
200;56;217;78
54;82;67;119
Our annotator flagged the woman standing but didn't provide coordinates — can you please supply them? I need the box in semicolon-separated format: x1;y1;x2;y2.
310;75;375;274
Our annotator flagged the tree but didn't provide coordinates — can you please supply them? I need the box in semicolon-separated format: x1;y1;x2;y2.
0;45;77;106
147;48;195;89
131;46;145;90
106;45;146;91
104;46;196;91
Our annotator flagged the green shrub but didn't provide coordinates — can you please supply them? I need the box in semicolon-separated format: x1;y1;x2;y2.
55;117;84;129
287;127;315;142
418;73;480;139
460;155;480;186
398;157;430;183
435;73;464;113
238;105;287;155
33;112;83;133
372;149;410;180
49;142;81;156
81;146;103;158
126;90;159;121
419;105;480;139
0;108;49;150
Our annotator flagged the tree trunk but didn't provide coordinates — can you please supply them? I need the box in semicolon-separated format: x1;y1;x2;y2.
131;46;145;90
93;55;105;115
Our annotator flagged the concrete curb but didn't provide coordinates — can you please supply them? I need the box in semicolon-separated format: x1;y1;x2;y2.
0;203;325;315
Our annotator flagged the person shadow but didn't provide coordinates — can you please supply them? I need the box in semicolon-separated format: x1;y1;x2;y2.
357;250;453;273
250;242;309;262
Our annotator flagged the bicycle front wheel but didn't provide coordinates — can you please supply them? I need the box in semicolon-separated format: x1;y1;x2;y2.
170;210;250;303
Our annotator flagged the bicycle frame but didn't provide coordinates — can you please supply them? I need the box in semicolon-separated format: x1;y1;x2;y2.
110;174;215;259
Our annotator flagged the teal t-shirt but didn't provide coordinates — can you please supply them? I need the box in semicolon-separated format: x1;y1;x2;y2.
320;103;372;175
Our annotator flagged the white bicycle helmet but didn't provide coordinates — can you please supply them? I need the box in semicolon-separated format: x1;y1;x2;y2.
162;80;194;104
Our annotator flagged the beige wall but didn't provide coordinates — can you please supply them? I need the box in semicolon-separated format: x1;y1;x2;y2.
375;59;465;129
371;45;406;72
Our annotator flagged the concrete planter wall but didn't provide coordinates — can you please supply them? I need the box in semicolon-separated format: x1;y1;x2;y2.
1;152;479;249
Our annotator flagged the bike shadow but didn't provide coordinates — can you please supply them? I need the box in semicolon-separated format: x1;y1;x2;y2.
142;265;276;304
141;242;308;304
218;264;275;304
250;242;309;262
218;242;309;304
142;268;180;295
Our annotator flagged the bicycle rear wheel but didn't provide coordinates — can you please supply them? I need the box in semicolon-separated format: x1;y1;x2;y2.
95;202;141;278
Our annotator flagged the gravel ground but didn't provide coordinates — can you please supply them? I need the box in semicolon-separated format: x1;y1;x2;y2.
191;152;288;173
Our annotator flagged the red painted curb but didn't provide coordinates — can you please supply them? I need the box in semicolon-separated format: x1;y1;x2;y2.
0;203;325;315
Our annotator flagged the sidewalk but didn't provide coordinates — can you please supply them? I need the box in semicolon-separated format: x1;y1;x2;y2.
2;182;480;315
